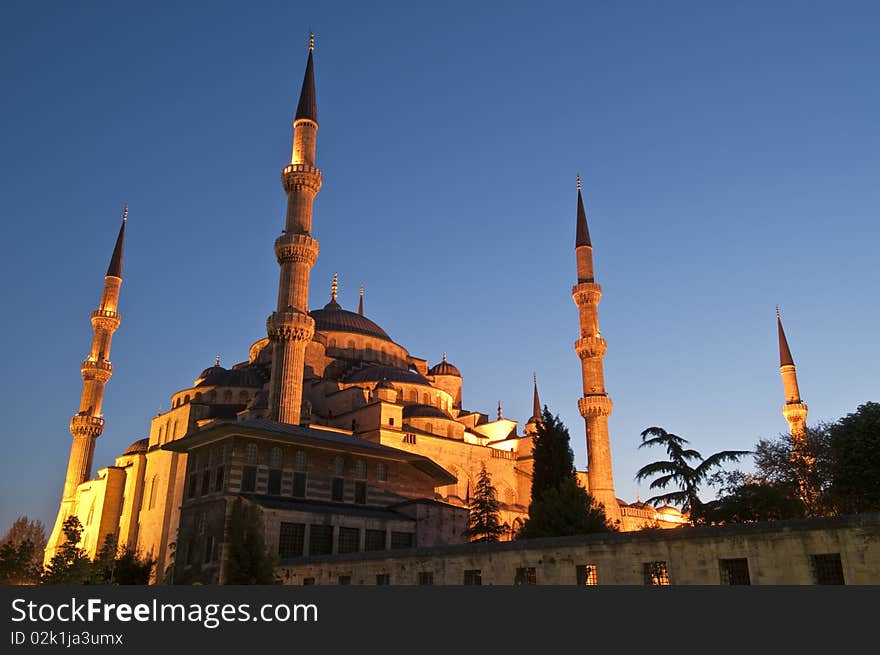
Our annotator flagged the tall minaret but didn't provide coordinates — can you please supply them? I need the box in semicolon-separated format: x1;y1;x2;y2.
571;177;621;524
267;34;322;425
777;307;808;439
46;205;127;559
524;373;543;436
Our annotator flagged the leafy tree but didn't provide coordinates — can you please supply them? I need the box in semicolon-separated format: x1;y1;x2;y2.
89;534;154;585
701;470;805;524
0;516;46;585
224;498;276;584
465;465;505;543
42;516;91;584
520;406;615;538
529;407;576;505
826;402;880;514
635;427;749;523
519;477;613;538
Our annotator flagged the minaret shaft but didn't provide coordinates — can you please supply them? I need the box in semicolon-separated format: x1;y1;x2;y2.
572;186;619;525
267;46;321;425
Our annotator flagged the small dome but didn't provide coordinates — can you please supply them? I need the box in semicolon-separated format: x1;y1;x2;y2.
122;438;149;456
402;404;451;420
428;354;461;377
195;364;227;387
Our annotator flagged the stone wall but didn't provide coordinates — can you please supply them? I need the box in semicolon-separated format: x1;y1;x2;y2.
276;513;880;585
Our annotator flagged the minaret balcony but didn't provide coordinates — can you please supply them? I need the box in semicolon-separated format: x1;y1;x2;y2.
578;394;613;419
90;309;121;330
572;282;602;306
282;164;322;193
782;402;808;422
267;309;315;343
574;336;607;360
275;233;319;266
69;414;105;437
81;359;113;382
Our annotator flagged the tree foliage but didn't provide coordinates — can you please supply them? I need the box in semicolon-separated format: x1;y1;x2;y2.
635;427;749;523
224;498;277;585
0;516;46;585
465;465;505;543
520;406;614;538
41;516;91;584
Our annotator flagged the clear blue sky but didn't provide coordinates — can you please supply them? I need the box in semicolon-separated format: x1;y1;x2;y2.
2;1;877;532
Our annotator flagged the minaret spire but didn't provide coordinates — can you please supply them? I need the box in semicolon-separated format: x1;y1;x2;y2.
776;307;814;511
267;40;323;425
572;176;620;525
46;210;127;564
532;373;541;420
358;283;364;315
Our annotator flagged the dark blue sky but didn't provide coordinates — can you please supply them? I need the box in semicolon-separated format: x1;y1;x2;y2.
2;1;878;531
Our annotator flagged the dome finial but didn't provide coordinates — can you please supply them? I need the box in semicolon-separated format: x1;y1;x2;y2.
309;32;315;52
331;272;338;302
497;400;502;420
358;283;364;315
215;354;220;367
121;203;128;222
442;352;447;362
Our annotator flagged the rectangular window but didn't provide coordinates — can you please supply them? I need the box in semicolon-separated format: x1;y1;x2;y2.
278;522;305;559
267;469;282;495
302;577;315;586
390;531;414;550
377;462;388;482
644;561;670;586
364;529;386;552
515;567;537;586
418;571;434;586
331;477;344;502
376;573;390;585
338;575;351;586
185;540;194;566
241;466;257;493
292;472;307;498
464;569;482;586
576;564;598;586
354;480;367;505
338;527;360;554
719;558;751;585
811;553;845;585
187;474;198;500
309;524;333;556
214;466;224;493
200;470;211;496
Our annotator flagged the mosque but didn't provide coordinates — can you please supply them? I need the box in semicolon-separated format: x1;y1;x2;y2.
44;39;807;582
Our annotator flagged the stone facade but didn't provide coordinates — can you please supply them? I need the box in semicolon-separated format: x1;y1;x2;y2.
277;514;880;585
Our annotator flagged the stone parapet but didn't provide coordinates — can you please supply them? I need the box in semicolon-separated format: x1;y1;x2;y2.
282;164;322;194
578;394;613;419
267;310;315;343
90;309;120;331
574;335;607;360
274;233;319;266
572;282;602;307
69;414;104;438
81;359;112;382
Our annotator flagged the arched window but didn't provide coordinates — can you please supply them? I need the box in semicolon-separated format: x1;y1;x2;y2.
389;417;395;426
244;443;258;465
422;393;429;405
329;338;337;349
377;462;388;482
170;421;178;441
409;390;417;402
294;450;307;471
184;394;190;403
239;390;249;403
334;455;345;476
425;422;433;434
157;425;165;444
148;475;158;510
347;339;355;351
269;447;283;469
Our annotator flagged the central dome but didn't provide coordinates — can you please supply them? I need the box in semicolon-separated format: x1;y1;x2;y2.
310;303;392;341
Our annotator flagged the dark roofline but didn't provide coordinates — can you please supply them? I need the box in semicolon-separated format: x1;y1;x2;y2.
162;419;455;485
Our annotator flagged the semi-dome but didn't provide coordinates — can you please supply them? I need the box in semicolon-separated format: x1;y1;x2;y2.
310;304;392;341
194;364;265;388
122;438;149;456
428;353;461;377
402;404;451;420
343;364;430;385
